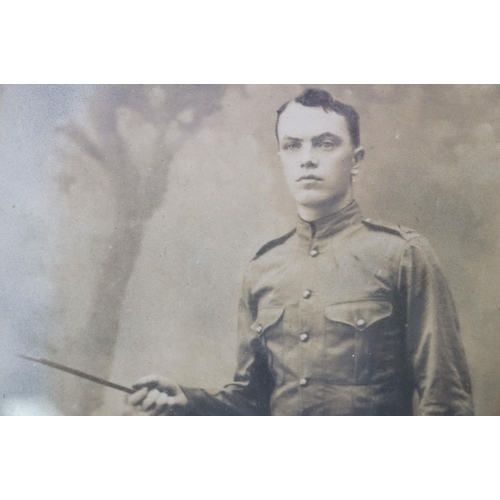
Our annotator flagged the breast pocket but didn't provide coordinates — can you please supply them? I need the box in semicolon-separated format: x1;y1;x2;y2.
324;300;396;384
251;307;285;338
251;307;285;382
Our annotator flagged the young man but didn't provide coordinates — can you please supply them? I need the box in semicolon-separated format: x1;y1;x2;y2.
128;88;474;416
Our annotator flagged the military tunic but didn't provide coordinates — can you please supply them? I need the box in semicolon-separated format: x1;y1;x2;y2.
182;201;473;415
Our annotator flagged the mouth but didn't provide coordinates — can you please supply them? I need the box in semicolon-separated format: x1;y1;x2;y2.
297;175;323;182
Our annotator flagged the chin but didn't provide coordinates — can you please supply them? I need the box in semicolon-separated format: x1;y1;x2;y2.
294;191;331;208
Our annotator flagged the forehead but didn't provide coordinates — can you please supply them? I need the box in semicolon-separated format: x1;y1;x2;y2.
277;102;350;140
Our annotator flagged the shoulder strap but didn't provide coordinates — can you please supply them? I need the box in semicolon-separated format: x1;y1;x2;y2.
362;217;420;241
252;229;296;261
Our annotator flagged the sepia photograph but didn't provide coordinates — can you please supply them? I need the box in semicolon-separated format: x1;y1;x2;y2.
1;84;499;416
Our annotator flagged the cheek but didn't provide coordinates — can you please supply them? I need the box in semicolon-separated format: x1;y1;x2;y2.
324;155;352;177
281;159;298;182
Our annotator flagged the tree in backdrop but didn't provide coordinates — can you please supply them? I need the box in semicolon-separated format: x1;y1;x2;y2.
51;85;226;415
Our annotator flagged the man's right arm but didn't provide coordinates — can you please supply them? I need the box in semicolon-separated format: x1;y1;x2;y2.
128;271;274;416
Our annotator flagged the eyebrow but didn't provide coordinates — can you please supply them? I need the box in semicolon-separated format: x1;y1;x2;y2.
312;132;343;145
282;132;343;144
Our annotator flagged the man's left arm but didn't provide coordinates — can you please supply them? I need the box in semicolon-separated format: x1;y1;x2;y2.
398;236;474;415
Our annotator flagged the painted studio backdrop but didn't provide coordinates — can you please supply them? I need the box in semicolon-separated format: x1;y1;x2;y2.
1;84;499;416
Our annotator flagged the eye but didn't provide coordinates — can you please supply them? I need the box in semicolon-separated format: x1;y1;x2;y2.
284;142;300;151
320;141;336;150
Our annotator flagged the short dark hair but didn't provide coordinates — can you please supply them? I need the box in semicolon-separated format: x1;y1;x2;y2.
276;88;360;148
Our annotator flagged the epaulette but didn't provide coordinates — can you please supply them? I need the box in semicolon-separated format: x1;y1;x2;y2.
252;229;296;261
361;217;420;241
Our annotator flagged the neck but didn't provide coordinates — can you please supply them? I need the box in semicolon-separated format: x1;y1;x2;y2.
297;194;354;222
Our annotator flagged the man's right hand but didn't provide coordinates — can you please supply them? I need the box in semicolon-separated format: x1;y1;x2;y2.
128;375;189;416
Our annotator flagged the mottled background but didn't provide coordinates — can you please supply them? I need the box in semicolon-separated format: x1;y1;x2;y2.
1;84;499;416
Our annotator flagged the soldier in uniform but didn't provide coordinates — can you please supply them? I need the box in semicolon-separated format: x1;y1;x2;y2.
128;88;474;416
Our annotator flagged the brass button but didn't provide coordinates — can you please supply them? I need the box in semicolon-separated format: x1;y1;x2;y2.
356;318;366;327
299;378;309;387
256;325;263;333
310;249;319;257
300;333;309;342
302;289;312;299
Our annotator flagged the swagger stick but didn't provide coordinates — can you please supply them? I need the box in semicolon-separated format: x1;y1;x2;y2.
18;354;135;394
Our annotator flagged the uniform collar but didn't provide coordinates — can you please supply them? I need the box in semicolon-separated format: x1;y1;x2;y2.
296;200;363;241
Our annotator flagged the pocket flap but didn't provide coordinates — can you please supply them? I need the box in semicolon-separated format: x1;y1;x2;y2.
251;307;285;334
325;300;393;331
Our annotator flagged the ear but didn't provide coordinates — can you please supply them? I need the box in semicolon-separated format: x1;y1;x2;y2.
351;146;365;176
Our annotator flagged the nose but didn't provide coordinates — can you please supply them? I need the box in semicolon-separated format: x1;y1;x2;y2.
301;160;318;169
299;144;318;169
